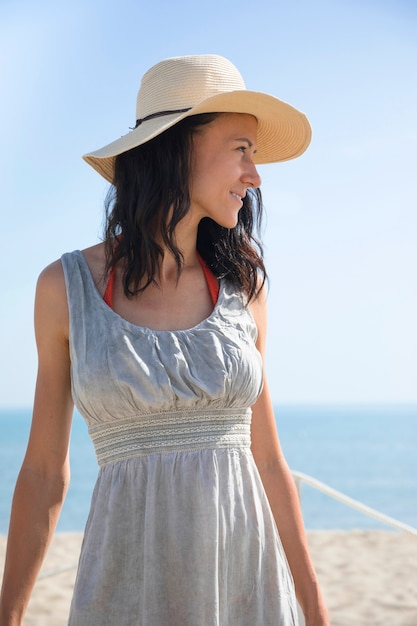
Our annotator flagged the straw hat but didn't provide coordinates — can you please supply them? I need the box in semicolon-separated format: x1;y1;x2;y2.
83;54;312;183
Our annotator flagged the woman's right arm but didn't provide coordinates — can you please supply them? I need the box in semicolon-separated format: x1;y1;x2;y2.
0;260;74;626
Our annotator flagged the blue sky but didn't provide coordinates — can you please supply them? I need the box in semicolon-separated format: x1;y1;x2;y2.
1;0;416;407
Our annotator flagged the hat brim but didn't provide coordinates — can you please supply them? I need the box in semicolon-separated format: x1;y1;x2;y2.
83;90;312;183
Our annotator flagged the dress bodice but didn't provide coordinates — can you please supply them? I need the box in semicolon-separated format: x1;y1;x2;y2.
61;250;264;427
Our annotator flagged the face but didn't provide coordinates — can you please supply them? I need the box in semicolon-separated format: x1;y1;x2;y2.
189;113;261;229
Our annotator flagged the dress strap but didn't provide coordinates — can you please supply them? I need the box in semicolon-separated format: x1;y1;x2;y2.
103;254;219;309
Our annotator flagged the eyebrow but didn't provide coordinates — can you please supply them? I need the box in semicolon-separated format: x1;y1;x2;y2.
234;137;254;148
233;137;257;154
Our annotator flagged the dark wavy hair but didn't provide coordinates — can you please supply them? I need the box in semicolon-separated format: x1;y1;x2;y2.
103;113;267;301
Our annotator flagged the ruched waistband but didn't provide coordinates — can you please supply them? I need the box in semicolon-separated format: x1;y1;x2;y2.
89;408;252;466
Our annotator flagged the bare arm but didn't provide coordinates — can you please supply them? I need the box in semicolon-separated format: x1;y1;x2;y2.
0;261;74;626
250;287;329;626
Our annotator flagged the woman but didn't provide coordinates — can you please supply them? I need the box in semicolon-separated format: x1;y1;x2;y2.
0;55;329;625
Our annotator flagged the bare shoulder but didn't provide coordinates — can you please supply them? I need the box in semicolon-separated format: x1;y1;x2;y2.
248;279;268;314
35;259;70;342
248;279;268;351
37;258;67;295
36;242;104;291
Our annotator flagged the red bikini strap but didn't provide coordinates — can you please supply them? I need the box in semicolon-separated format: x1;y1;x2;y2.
197;253;219;307
103;254;219;310
103;265;115;309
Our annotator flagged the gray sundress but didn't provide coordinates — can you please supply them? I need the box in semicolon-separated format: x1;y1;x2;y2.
62;250;298;625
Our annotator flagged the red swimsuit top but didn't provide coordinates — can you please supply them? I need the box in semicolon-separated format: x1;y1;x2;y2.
103;253;220;309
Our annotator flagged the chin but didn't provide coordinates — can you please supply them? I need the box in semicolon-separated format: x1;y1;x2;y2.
216;220;239;230
217;213;240;229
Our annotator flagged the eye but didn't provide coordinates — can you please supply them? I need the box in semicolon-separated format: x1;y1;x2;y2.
237;145;247;153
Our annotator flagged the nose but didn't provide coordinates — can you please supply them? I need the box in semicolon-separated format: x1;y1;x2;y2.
242;160;262;189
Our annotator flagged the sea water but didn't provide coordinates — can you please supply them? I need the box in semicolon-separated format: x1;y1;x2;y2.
0;405;416;533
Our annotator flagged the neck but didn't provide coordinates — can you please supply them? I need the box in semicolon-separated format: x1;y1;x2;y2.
157;213;200;282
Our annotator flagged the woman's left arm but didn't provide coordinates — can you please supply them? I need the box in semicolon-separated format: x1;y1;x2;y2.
249;286;330;626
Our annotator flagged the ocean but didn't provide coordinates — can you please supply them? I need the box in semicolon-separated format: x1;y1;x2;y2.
0;405;416;534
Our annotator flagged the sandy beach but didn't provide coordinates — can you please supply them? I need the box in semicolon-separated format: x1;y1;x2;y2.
1;530;416;625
